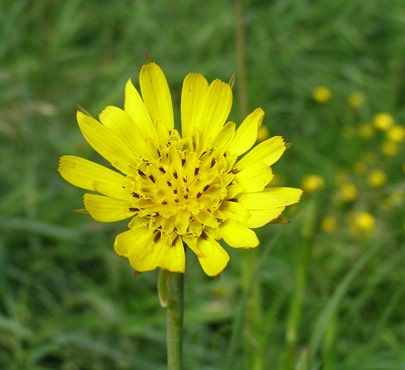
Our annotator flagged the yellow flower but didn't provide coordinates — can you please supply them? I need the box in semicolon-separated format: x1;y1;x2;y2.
367;169;387;188
58;62;302;276
353;212;375;232
348;92;364;108
338;182;358;202
373;112;394;131
312;86;331;103
321;216;337;233
386;125;405;142
381;140;399;156
301;174;324;193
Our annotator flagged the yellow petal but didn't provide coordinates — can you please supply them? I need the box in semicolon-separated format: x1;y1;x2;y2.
220;220;259;248
181;72;209;138
157;237;185;273
218;200;250;223
115;227;185;273
200;79;233;145
244;207;286;228
83;194;135;222
195;237;230;276
235;164;273;192
58;155;128;194
76;111;137;174
228;108;264;155
236;136;286;169
124;79;157;139
99;105;145;157
114;225;152;257
240;187;303;209
212;121;236;150
140;62;174;134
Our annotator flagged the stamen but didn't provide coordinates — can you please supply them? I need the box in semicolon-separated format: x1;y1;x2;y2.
153;231;161;243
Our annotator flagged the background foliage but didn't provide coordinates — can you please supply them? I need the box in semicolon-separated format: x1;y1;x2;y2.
1;0;404;369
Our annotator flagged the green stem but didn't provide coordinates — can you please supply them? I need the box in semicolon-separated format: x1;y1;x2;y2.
166;271;184;370
235;0;249;119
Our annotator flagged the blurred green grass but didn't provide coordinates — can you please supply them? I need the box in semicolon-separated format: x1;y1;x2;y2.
1;0;404;369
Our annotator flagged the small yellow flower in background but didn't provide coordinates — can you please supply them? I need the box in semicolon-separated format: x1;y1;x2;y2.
338;182;358;202
352;211;375;233
367;169;387;188
357;123;374;139
312;86;331;103
386;124;405;142
373;112;394;131
348;92;364;108
301;174;324;193
58;62;302;277
381;140;399;157
321;215;337;233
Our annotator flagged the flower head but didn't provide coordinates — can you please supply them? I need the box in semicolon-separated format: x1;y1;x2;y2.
348;92;364;108
312;86;331;103
58;62;302;276
301;174;324;193
373;112;394;131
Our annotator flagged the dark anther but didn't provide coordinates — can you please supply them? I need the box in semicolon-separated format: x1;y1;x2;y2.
138;169;146;176
201;231;208;240
210;158;216;168
129;207;139;212
162;200;168;205
203;184;210;192
184;194;189;199
231;168;240;174
153;232;161;243
173;171;178;179
173;189;178;194
149;175;156;183
175;199;179;203
159;166;166;173
196;192;202;199
167;180;172;187
194;167;200;175
132;192;140;198
181;158;186;166
228;198;238;202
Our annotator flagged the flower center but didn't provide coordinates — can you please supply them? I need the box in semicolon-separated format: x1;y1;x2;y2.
129;130;236;241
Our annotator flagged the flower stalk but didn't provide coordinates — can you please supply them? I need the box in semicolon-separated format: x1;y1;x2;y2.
165;271;184;370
